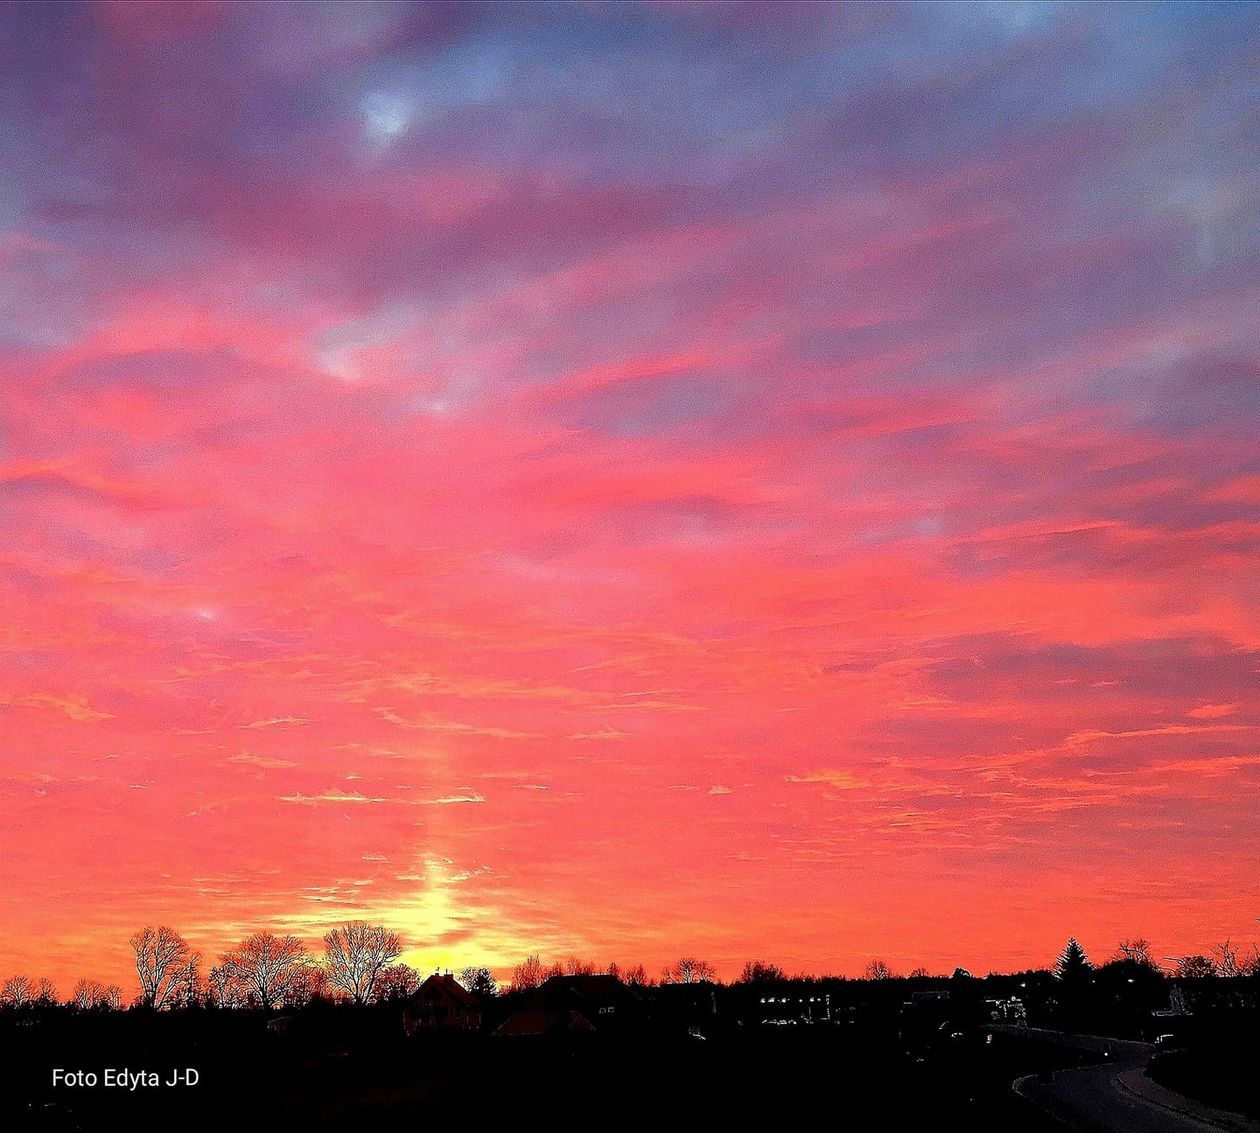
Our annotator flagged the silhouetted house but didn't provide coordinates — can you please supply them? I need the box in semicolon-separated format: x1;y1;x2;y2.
494;974;643;1037
494;1006;597;1038
652;980;721;1036
898;990;952;1052
275;1001;407;1049
747;990;832;1026
405;974;481;1033
985;997;1027;1024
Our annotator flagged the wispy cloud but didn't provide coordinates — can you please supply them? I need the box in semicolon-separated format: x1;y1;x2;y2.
0;692;113;722
421;792;487;806
229;751;298;769
241;717;311;730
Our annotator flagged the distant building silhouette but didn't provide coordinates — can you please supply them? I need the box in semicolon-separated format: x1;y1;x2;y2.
405;973;482;1033
494;973;643;1037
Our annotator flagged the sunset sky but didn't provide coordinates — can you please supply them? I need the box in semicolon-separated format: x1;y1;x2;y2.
2;1;1258;995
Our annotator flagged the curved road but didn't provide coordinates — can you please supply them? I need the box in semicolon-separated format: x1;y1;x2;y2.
996;1026;1260;1133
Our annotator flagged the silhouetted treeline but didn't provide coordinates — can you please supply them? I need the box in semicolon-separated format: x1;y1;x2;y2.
6;931;1260;1131
3;927;1259;1033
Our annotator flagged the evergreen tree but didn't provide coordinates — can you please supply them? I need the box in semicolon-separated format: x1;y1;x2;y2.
1052;937;1094;1025
1054;938;1092;984
459;966;498;997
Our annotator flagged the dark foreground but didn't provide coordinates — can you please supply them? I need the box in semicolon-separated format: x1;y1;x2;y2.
1000;1027;1260;1133
1;1011;1069;1132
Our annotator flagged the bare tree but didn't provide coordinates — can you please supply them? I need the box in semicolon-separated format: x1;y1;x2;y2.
1;975;34;1007
1212;940;1241;978
35;977;58;1006
864;959;897;981
1175;955;1217;979
102;985;122;1010
130;926;194;1010
285;959;330;1007
511;954;545;991
1116;938;1155;966
322;922;402;1005
564;956;596;976
662;957;716;984
908;967;932;979
739;960;786;984
374;963;420;1003
459;966;498;997
207;965;242;1008
72;979;106;1010
221;932;310;1010
622;963;649;987
170;953;204;1008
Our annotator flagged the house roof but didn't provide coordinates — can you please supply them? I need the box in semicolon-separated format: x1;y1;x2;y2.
494;1008;596;1037
540;973;642;1010
414;973;479;1007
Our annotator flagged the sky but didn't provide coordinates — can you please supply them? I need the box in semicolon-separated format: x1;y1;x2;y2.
1;0;1258;996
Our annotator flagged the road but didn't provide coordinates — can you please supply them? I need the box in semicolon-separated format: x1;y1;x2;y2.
995;1026;1260;1133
